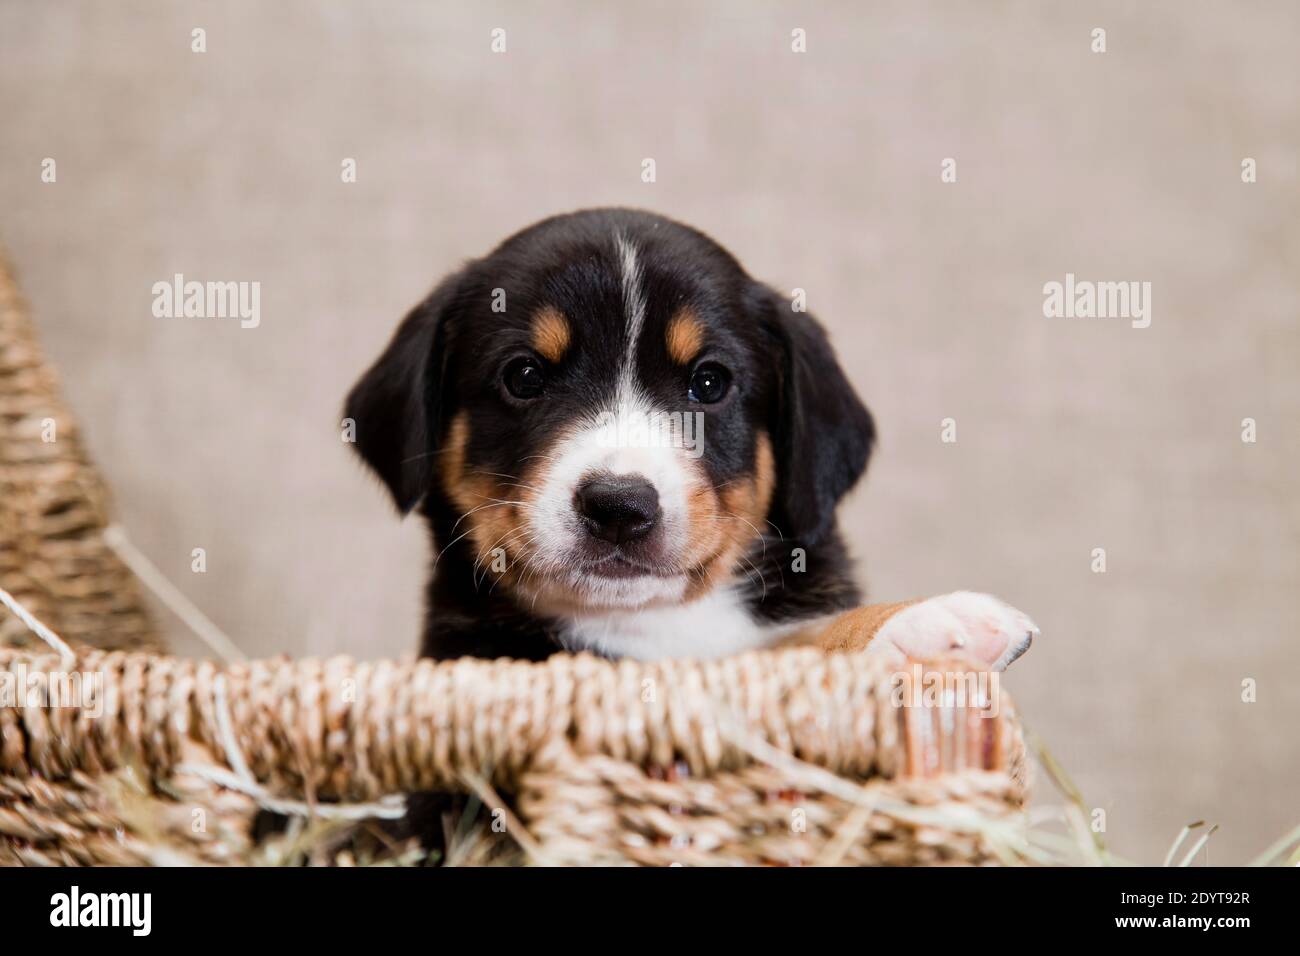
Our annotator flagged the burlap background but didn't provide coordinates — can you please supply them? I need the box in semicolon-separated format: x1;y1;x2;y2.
1;0;1296;863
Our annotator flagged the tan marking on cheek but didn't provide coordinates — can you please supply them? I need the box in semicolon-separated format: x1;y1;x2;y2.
665;308;705;365
440;411;544;581
441;413;496;536
684;479;725;569
441;413;471;493
682;432;776;600
751;433;776;517
530;305;571;363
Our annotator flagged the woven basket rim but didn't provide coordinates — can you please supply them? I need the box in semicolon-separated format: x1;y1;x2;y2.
1;642;1024;804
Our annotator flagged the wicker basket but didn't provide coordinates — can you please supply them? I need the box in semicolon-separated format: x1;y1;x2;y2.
0;253;1030;866
0;254;158;654
1;646;1027;865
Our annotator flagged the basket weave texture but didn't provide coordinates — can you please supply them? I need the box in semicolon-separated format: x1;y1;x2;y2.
1;646;1026;865
0;251;1029;866
0;255;159;653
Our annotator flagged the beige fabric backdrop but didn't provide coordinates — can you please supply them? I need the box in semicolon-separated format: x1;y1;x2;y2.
2;0;1296;864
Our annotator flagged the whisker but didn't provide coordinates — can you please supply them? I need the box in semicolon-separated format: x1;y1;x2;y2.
398;447;453;465
488;534;541;595
464;469;543;493
439;501;510;551
433;499;530;572
699;511;771;557
474;526;535;588
738;553;767;602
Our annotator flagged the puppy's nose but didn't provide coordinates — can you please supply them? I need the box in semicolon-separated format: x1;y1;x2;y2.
574;475;660;545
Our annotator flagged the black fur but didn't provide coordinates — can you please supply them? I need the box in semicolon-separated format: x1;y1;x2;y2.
345;208;874;660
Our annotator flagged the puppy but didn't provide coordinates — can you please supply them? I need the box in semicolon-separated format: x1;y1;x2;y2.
345;209;1036;669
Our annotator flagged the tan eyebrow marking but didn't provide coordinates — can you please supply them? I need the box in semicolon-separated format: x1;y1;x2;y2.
665;308;705;365
530;305;571;362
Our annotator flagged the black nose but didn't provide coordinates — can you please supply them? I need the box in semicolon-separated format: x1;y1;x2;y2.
574;475;660;545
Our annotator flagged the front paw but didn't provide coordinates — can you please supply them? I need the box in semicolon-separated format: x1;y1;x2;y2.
874;591;1038;670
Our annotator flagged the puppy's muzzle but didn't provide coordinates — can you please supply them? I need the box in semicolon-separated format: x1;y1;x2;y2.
574;475;660;545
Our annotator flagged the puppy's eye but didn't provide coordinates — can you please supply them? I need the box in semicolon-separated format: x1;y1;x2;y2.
503;356;545;399
688;363;731;404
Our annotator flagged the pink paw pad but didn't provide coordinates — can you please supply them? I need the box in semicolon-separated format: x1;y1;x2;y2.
875;591;1039;670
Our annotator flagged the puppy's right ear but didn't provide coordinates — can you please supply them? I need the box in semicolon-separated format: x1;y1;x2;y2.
343;270;467;514
754;283;875;545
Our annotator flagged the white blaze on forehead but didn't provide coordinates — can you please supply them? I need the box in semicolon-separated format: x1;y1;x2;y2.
615;231;647;395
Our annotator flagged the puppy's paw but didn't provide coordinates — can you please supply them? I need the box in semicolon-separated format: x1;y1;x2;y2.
875;591;1038;670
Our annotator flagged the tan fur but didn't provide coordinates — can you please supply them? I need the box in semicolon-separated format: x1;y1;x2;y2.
530;305;571;363
681;432;776;600
441;412;541;587
664;308;705;365
814;600;921;651
770;600;920;652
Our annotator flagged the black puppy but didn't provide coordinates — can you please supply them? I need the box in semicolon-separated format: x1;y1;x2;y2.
346;209;1036;668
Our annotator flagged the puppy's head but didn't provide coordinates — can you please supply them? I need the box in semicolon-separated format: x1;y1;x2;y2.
345;209;872;615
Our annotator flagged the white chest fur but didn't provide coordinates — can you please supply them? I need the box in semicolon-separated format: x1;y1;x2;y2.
555;587;806;661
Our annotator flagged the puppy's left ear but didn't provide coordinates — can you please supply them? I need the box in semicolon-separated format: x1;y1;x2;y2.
754;284;875;544
343;269;468;514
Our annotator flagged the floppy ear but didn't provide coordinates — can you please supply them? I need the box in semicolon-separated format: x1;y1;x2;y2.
757;284;875;543
343;271;467;514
